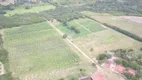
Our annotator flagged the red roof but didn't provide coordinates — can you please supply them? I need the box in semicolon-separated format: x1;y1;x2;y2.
125;69;136;76
91;73;104;80
114;65;125;73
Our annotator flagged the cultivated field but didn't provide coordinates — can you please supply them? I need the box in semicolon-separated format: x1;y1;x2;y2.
3;22;80;80
54;18;106;38
82;11;142;37
74;28;142;58
5;4;55;16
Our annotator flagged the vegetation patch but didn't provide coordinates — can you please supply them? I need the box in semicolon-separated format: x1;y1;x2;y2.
4;22;79;79
5;4;55;16
54;18;105;38
0;13;45;29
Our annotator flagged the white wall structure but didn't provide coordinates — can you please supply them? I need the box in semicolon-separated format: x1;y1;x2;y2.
0;62;5;75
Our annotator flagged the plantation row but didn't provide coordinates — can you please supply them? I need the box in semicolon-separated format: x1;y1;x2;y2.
3;22;80;79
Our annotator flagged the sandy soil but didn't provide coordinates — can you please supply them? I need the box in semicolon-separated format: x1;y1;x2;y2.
121;16;142;24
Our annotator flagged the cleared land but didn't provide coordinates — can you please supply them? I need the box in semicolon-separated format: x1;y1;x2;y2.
54;18;106;38
3;22;80;80
82;11;142;37
5;4;55;16
121;16;142;24
74;28;142;58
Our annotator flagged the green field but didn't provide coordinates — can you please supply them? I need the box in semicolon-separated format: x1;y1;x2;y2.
5;4;55;16
82;11;142;37
54;18;105;38
3;22;79;79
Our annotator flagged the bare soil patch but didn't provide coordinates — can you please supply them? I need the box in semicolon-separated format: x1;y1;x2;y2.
121;16;142;24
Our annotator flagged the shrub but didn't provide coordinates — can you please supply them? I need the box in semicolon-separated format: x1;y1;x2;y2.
62;34;68;39
90;48;94;52
74;29;80;34
140;48;142;51
96;53;107;60
123;73;134;80
25;6;31;9
114;59;122;65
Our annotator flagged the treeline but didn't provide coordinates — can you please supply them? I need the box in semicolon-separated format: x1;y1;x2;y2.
0;4;15;14
40;6;83;23
102;23;142;42
85;15;142;42
97;48;142;80
0;49;19;80
0;35;18;80
113;49;142;80
83;0;142;16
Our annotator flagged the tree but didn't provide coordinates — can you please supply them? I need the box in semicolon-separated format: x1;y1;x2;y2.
96;53;107;60
90;48;94;52
140;48;142;51
25;6;31;9
70;26;76;30
123;73;134;80
74;29;80;34
62;34;68;39
114;59;122;65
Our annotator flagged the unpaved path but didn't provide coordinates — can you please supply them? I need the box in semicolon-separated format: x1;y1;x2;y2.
47;20;100;69
0;29;5;42
75;21;91;32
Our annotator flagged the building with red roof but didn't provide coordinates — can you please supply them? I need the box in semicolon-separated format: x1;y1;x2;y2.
114;65;125;73
91;73;104;80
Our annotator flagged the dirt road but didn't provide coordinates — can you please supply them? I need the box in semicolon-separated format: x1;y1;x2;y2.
47;20;100;69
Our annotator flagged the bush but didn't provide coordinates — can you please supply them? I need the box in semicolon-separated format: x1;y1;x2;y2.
62;34;68;39
0;11;6;14
114;59;122;65
90;48;94;52
74;29;80;34
140;48;142;51
25;6;31;9
97;54;106;60
0;72;14;80
123;73;134;80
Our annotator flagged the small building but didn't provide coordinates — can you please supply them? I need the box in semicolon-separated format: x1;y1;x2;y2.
0;62;5;75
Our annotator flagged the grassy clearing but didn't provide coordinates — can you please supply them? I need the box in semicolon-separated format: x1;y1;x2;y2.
3;22;79;79
74;28;142;58
5;4;55;16
54;18;105;38
82;11;142;37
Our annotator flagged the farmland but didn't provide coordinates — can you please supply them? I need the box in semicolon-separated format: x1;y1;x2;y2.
74;28;142;58
5;4;55;16
82;11;142;38
0;0;142;80
3;22;80;80
54;18;106;38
